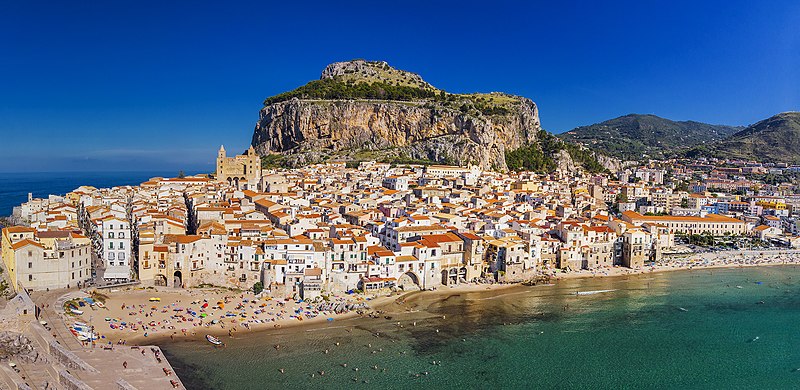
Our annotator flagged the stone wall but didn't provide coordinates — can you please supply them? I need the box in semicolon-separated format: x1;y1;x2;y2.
59;370;92;390
49;341;97;373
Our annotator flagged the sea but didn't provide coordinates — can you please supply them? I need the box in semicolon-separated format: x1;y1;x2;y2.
161;266;800;389
0;171;179;217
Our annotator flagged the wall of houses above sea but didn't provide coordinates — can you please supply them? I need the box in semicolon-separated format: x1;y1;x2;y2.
5;155;800;296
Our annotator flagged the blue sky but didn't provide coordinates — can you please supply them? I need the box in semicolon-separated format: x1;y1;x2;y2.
1;1;798;172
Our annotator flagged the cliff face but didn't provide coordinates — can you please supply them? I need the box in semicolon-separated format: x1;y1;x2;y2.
251;60;542;170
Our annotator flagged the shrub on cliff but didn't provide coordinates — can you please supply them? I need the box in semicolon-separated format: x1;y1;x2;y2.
264;78;435;105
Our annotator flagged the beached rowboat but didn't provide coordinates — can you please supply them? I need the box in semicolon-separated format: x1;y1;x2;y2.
206;334;223;346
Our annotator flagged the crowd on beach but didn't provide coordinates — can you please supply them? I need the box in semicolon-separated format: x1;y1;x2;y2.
66;288;378;344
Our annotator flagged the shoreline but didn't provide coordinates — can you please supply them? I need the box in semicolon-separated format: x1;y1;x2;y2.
52;250;800;349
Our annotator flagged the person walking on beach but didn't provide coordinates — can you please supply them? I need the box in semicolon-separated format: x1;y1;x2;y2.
123;361;128;369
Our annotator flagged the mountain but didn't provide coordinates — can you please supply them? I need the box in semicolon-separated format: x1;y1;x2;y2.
251;60;607;172
558;114;741;160
252;59;539;170
689;112;800;163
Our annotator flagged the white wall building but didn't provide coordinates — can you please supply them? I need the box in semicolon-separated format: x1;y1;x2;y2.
102;217;132;280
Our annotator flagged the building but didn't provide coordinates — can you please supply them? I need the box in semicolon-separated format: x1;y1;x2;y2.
216;145;262;189
621;229;656;268
1;227;92;292
621;211;746;236
382;176;409;191
101;217;132;281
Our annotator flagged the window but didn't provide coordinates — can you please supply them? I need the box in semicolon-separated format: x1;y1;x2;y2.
109;242;114;250
119;232;125;239
28;262;32;269
119;253;125;261
108;232;115;239
109;252;115;260
29;275;32;281
119;242;124;249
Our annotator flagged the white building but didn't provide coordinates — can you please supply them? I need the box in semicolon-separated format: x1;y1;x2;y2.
382;176;409;191
101;217;132;280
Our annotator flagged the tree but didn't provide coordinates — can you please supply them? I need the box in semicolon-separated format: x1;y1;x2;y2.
252;281;264;295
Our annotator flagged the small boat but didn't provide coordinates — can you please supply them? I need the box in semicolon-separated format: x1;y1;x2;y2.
206;334;224;346
96;302;106;309
70;308;84;315
576;289;616;296
678;307;688;312
149;297;161;302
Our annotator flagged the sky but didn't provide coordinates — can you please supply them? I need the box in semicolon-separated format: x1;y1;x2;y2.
1;0;798;172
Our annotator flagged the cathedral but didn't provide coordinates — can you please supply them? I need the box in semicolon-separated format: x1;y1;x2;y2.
216;145;261;189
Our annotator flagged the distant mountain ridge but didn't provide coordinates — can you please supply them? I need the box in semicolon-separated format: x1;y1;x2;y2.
688;112;800;163
558;114;741;160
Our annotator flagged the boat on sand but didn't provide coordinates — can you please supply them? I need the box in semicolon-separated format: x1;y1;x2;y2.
206;334;224;346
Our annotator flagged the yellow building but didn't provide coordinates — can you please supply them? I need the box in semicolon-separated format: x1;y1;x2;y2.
2;227;91;292
216;145;261;189
2;227;36;291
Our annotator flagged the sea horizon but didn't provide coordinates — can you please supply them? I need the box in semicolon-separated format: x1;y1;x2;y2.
0;170;204;217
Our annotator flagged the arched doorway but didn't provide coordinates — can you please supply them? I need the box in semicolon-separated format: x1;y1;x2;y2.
397;271;420;291
458;267;467;283
448;268;458;285
441;270;449;286
154;274;168;287
173;271;182;288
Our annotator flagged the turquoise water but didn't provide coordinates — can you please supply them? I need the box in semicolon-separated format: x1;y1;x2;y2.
162;266;800;389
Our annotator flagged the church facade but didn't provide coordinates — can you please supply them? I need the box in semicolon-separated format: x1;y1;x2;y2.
216;145;262;189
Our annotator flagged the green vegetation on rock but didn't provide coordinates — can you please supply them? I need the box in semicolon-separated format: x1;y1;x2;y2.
264;78;436;105
506;130;609;174
261;154;289;169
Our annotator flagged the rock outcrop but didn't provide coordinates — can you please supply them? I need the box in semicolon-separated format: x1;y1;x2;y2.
251;60;542;170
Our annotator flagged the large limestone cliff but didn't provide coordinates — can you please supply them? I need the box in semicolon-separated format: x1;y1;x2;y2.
251;60;542;170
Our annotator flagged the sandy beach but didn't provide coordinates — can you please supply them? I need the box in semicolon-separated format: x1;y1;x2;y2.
52;249;800;348
552;249;800;280
59;287;392;346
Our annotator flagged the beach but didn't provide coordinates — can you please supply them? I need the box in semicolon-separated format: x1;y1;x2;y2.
34;249;800;389
56;282;523;347
52;249;800;348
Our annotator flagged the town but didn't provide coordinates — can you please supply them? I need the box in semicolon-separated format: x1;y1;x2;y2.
3;146;800;300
